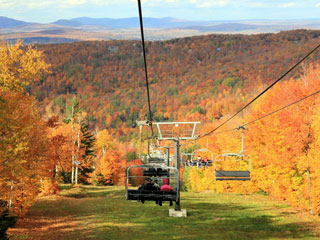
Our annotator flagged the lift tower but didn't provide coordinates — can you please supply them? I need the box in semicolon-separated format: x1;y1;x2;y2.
154;122;200;217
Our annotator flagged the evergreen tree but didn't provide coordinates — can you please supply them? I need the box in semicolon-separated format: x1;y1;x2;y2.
79;121;96;184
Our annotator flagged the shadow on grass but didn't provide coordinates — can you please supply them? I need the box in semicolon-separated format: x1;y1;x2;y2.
9;187;317;240
59;185;73;191
63;190;125;199
62;187;124;199
183;202;315;239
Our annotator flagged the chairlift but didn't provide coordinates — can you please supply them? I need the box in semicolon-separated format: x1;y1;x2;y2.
181;152;194;167
191;149;213;167
147;150;167;164
126;164;179;205
214;126;251;181
147;138;167;164
190;136;213;167
128;121;200;211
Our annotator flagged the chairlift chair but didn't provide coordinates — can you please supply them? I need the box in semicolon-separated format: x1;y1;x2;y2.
215;153;251;180
147;141;167;164
126;164;179;205
190;136;213;167
191;149;213;166
214;126;251;181
181;152;194;166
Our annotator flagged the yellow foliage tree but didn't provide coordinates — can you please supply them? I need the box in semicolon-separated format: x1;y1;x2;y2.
0;40;51;217
0;40;49;92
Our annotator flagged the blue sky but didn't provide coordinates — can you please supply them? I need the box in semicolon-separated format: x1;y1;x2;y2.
0;0;320;23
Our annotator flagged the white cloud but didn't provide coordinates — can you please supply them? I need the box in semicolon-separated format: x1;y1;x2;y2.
61;0;87;8
189;0;229;8
279;2;295;8
25;1;54;8
250;2;263;7
0;0;137;9
0;0;57;9
0;0;87;9
316;3;320;7
0;0;15;8
90;0;111;5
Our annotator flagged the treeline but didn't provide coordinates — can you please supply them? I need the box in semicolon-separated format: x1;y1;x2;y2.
0;41;136;238
32;30;320;141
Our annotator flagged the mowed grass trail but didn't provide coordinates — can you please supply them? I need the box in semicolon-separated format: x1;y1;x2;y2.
8;185;320;240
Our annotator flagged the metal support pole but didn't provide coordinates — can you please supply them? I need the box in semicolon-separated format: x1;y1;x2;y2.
241;128;244;154
148;137;150;156
139;125;143;159
206;135;208;150
166;147;170;169
174;139;181;211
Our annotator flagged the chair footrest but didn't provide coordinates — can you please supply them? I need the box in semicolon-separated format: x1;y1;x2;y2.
216;177;251;181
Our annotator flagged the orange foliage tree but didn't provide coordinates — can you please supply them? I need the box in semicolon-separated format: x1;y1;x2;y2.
184;64;320;215
0;40;50;217
94;129;125;185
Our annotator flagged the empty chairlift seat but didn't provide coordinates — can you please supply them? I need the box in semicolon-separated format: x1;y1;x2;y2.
215;170;250;181
214;126;251;181
214;153;251;181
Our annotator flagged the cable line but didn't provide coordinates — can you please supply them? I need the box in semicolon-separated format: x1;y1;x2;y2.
242;89;320;127
201;88;320;138
137;0;154;136
200;42;320;139
211;127;239;135
182;88;320;151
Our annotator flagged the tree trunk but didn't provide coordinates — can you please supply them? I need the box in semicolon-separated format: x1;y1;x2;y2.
307;168;314;215
8;180;13;210
75;165;78;185
71;105;75;184
75;120;81;185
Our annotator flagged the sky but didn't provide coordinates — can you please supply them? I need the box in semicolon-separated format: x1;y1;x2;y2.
0;0;320;23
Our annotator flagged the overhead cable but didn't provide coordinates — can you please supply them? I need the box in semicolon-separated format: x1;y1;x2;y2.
242;89;320;127
206;88;320;137
201;42;320;139
137;0;154;136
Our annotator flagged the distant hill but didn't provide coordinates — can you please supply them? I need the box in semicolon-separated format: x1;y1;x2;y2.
1;16;320;44
69;17;201;29
6;37;79;44
185;23;262;32
0;16;31;28
52;19;83;27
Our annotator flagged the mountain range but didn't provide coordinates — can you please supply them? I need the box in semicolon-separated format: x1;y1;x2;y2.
1;16;320;43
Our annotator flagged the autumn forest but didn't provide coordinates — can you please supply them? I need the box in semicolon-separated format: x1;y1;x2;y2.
1;29;320;237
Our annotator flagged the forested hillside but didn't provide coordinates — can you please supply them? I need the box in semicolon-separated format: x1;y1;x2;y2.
2;29;320;237
34;29;320;141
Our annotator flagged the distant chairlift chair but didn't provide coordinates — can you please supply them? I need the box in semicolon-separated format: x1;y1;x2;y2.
214;126;251;181
147;141;167;164
191;136;213;167
191;149;213;167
